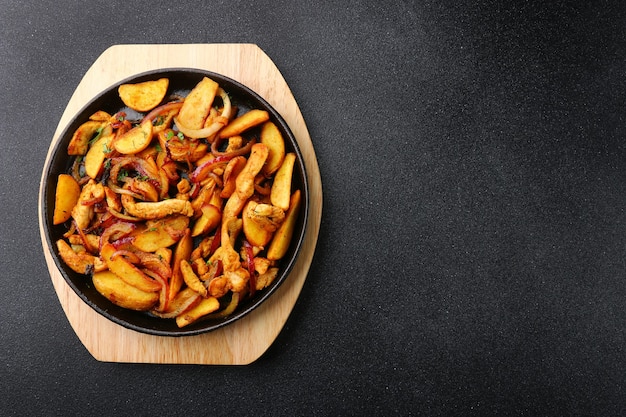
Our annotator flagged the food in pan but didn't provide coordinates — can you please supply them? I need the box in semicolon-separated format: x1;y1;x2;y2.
53;76;301;327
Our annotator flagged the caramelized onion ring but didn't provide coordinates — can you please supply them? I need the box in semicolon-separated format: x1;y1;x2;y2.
110;249;141;264
173;88;232;139
141;101;183;125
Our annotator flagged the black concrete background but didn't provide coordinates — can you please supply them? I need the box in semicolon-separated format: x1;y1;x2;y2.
1;1;625;415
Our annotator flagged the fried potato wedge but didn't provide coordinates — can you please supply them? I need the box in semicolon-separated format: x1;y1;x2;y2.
177;77;219;130
67;120;104;155
131;215;190;252
89;110;112;122
260;121;285;175
270;152;296;211
53;174;81;225
169;229;193;302
101;243;162;292
83;126;114;179
118;78;169;112
155;287;201;318
191;204;221;237
218;109;269;139
113;119;153;155
267;189;301;261
92;270;159;311
175;296;220;328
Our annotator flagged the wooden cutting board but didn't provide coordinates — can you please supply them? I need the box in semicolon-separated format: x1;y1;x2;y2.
37;44;322;364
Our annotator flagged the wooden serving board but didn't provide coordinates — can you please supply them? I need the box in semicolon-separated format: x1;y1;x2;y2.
37;44;322;364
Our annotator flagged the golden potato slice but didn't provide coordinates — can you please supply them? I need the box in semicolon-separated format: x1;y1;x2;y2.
131;215;190;252
190;180;216;216
101;243;162;292
177;77;219;130
270;152;296;211
209;187;223;209
67;233;100;252
191;204;221;237
169;229;193;302
83;127;114;179
92;270;159;311
218;109;269;139
67;120;104;155
176;296;220;327
89;110;112;122
118;78;169;112
53;174;81;225
156;287;201;317
267;189;301;261
113;119;153;154
260;121;285;175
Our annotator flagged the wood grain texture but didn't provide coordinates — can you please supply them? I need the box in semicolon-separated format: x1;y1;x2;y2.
37;44;322;364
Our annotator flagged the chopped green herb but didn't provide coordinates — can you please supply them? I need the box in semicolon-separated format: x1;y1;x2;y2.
89;127;104;145
118;169;129;181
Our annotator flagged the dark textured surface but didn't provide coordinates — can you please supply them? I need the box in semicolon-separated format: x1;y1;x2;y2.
1;1;625;415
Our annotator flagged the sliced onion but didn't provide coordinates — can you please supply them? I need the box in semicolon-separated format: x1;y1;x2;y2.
172;88;232;139
189;155;232;183
70;157;83;182
207;172;223;188
106;181;143;200
107;206;143;222
136;252;172;280
254;181;271;196
151;292;200;318
174;117;226;140
100;221;136;246
74;221;98;254
80;193;105;207
143;268;170;313
141;101;183;125
110;249;140;264
109;156;161;188
217;88;232;120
